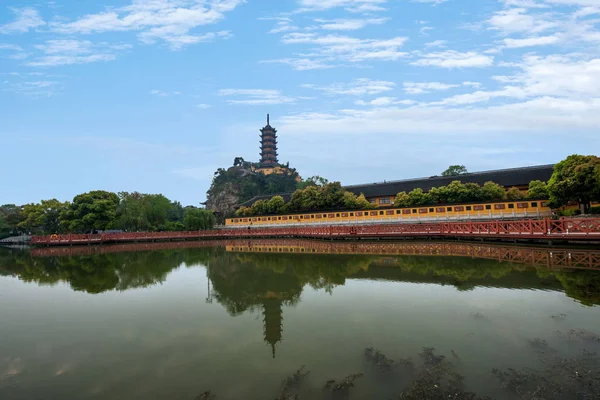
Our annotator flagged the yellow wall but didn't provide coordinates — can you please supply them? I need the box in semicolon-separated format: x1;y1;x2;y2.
227;200;552;227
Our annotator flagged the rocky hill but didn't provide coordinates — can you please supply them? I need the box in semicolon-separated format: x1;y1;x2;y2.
205;159;301;220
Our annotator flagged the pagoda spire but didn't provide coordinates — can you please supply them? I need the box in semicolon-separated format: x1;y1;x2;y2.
259;114;278;168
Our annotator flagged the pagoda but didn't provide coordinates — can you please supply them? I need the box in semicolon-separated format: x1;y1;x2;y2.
259;114;279;168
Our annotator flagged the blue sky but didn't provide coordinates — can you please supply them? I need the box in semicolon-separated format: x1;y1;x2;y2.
1;0;599;206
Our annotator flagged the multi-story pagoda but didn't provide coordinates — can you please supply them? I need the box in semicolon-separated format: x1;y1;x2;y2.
259;114;278;168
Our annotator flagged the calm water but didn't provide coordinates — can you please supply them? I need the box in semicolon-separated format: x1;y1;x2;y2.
1;240;600;400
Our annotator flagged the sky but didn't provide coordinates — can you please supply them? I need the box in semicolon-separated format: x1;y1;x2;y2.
1;0;600;206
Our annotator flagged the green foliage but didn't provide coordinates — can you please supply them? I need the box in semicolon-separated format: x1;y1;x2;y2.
241;182;371;216
407;188;432;206
183;208;215;230
394;192;410;207
207;163;301;211
441;165;468;176
355;193;372;209
18;199;69;234
0;204;24;237
60;190;120;233
547;154;600;211
555;209;581;217
527;180;549;199
481;181;506;201
589;206;600;215
266;195;286;214
505;187;525;200
297;175;329;190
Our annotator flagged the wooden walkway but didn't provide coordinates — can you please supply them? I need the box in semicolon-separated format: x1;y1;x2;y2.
29;217;600;246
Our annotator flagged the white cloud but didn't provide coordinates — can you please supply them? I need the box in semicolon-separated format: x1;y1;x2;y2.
26;40;131;67
150;89;182;96
502;35;560;48
268;20;298;34
403;81;459;94
315;17;388;31
261;57;334;70
278;32;408;64
0;44;23;51
296;0;388;12
303;78;395;96
424;40;447;47
51;0;244;49
218;88;296;105
487;8;557;34
196;103;211;109
0;8;45;34
412;50;494;68
355;97;416;106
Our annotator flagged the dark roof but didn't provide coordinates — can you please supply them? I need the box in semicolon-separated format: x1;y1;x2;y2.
345;164;555;198
235;164;555;208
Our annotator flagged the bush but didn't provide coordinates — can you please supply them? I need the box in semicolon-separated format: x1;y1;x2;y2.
589;206;600;215
556;209;581;217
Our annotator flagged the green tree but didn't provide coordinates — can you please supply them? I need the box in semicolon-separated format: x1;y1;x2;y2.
267;195;285;214
527;180;549;199
342;191;358;209
60;190;120;233
0;214;11;239
407;188;431;206
481;181;506;201
297;175;329;189
505;187;525;200
142;194;171;230
250;199;268;215
355;193;372;209
18;199;69;234
115;192;147;231
318;182;345;209
183;208;215;230
0;204;24;236
235;206;252;217
167;201;185;223
441;165;468;176
394;192;411;207
547;155;600;212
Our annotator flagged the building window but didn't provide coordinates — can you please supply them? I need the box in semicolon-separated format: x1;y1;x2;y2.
336;213;340;217
485;205;491;210
494;204;506;210
379;197;391;204
396;210;402;214
386;210;394;215
429;208;434;212
412;209;417;214
436;207;445;213
379;211;384;215
369;198;377;203
508;204;514;209
454;206;464;212
466;206;472;211
531;202;538;207
350;213;354;217
419;208;428;214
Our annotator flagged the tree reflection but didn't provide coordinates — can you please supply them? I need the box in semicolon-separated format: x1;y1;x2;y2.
1;243;599;310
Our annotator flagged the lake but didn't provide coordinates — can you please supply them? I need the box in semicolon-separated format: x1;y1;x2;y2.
1;240;600;400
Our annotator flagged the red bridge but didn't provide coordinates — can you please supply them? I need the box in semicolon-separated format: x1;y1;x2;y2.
29;217;600;246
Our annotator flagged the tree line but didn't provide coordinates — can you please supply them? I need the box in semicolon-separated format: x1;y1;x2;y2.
235;182;376;217
0;190;215;238
236;154;600;217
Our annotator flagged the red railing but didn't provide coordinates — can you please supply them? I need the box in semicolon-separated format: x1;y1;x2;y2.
29;217;600;246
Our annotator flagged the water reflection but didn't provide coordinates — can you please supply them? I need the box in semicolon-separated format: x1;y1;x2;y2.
2;240;600;306
1;240;600;399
